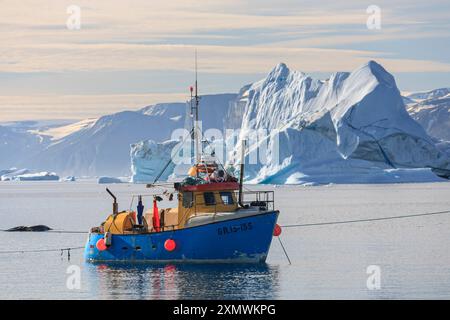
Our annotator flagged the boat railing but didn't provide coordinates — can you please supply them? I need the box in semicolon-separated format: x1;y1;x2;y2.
239;190;275;212
191;190;275;216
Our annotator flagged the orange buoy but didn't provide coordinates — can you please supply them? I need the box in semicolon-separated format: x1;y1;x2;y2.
273;224;282;237
164;239;176;252
96;238;108;251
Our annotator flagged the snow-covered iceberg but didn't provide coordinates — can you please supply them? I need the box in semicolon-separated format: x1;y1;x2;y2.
226;61;450;184
1;168;31;181
1;168;60;181
13;171;59;181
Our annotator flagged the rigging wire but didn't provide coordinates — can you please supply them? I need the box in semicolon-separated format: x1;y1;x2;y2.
151;127;195;185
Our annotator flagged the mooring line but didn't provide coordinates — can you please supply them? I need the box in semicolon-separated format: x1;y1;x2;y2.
281;209;450;228
0;229;88;234
0;246;84;254
277;236;291;265
47;230;88;234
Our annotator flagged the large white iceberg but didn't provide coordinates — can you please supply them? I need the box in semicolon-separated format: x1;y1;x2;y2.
227;61;450;184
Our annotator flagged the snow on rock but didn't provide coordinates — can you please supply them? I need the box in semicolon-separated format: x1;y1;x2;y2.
406;88;450;102
130;139;179;183
19;94;237;177
407;91;450;143
0;125;47;170
228;61;450;184
98;177;123;184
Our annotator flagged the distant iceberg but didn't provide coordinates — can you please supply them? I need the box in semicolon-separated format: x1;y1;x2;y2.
130;139;179;183
13;171;59;181
61;176;76;182
98;176;123;184
1;168;31;181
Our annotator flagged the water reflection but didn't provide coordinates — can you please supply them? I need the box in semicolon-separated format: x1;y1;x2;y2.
85;263;280;300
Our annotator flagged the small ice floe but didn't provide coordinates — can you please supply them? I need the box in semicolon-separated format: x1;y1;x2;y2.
61;176;76;182
98;176;123;184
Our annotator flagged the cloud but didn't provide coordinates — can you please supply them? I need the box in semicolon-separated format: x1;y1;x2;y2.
1;0;449;75
0;93;188;121
0;0;449;120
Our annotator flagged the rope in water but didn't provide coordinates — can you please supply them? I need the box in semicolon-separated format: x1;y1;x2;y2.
0;209;449;255
280;209;450;228
2;209;450;235
0;246;84;254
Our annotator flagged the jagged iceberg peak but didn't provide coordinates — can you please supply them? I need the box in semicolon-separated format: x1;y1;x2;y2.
348;60;397;91
266;62;290;80
255;62;309;90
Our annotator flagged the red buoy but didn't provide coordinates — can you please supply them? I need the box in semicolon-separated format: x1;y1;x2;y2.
164;239;176;252
273;224;282;237
96;238;108;251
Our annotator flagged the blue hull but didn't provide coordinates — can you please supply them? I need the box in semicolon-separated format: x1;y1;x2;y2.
85;211;279;263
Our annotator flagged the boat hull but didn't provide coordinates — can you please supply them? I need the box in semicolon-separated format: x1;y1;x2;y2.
85;210;279;263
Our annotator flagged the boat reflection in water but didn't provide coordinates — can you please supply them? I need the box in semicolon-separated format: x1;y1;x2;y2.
85;262;280;300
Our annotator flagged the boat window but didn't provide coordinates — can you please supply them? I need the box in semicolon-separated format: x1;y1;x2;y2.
203;192;216;206
220;192;234;205
182;192;193;208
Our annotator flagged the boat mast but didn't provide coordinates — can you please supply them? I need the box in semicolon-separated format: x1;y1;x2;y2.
194;50;201;164
190;85;194;165
238;140;246;207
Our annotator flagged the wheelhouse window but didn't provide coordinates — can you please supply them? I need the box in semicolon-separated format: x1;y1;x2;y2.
182;192;193;208
220;192;234;205
203;192;216;206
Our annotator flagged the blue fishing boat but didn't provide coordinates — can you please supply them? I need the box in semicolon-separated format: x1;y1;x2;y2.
85;176;281;263
84;62;282;263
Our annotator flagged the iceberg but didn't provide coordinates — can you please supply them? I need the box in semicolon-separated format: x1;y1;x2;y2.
226;61;450;184
1;168;31;181
130;140;179;183
98;177;123;184
61;176;76;182
13;171;59;181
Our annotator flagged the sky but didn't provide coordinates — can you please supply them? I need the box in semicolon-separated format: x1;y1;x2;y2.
0;0;449;121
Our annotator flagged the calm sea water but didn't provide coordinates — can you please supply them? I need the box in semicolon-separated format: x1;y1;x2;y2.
0;181;450;299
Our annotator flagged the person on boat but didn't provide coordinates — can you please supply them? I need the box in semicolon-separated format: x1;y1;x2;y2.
210;169;226;182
